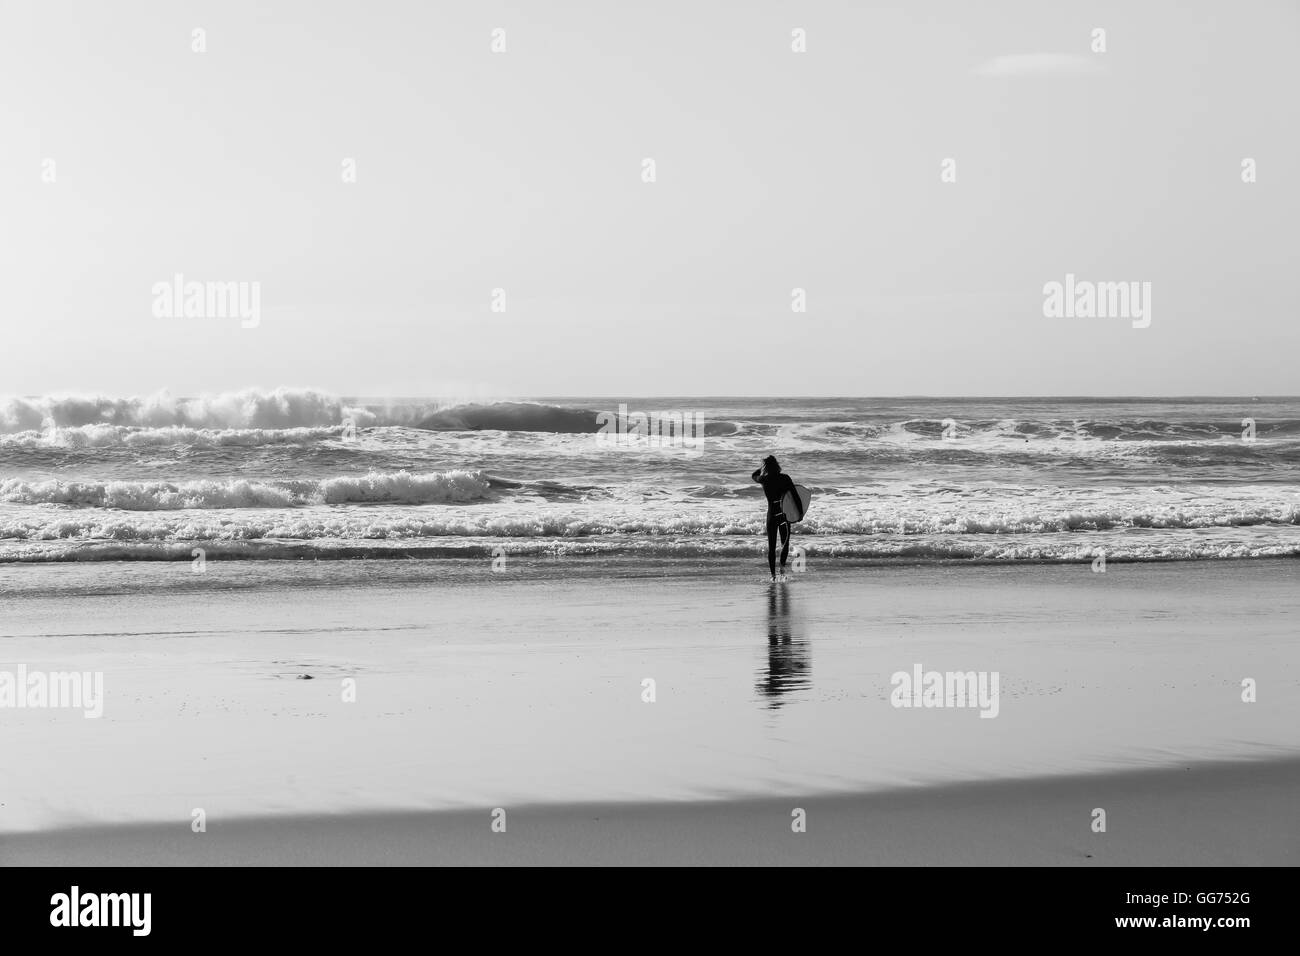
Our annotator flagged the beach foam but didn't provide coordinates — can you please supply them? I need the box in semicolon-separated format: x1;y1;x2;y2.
0;469;493;510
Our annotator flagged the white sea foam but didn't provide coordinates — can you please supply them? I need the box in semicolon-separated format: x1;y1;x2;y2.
0;470;492;510
0;387;372;433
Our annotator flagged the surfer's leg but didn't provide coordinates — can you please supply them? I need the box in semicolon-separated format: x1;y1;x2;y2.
766;513;778;577
778;520;791;571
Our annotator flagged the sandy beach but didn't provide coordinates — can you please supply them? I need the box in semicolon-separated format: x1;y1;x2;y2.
6;756;1298;866
2;557;1297;865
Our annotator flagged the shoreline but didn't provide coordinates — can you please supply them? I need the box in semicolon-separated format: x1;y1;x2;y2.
2;539;1297;564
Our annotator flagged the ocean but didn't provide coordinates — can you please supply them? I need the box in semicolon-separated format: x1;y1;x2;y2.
1;390;1297;564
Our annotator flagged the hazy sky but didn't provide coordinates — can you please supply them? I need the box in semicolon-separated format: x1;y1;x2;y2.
2;0;1296;398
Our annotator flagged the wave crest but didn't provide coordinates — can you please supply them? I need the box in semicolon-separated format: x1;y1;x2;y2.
416;402;600;433
0;388;369;434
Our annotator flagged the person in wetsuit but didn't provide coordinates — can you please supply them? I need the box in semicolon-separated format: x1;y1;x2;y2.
752;455;799;580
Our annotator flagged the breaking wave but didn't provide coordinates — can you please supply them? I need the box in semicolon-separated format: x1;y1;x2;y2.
0;388;368;433
0;470;494;509
0;424;348;449
4;390;1298;448
416;402;602;433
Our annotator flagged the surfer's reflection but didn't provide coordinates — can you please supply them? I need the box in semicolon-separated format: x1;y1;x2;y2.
756;584;811;709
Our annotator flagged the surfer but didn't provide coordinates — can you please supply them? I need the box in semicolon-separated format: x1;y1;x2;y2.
752;455;799;580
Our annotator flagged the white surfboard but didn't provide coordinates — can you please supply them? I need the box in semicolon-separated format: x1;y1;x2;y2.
781;485;812;523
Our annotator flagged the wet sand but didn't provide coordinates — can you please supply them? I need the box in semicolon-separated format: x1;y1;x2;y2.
1;558;1297;864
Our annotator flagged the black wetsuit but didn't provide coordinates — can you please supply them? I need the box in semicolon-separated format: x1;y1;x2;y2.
752;468;798;577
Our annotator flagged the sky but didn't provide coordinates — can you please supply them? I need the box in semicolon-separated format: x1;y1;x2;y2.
1;0;1296;398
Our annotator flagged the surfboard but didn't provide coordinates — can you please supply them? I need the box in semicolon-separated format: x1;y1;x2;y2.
781;485;812;523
